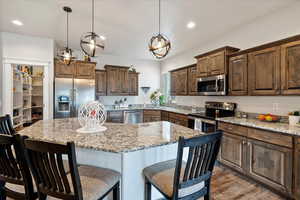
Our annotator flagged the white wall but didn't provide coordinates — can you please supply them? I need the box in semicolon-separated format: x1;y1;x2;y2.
161;4;300;116
74;50;161;105
1;32;54;118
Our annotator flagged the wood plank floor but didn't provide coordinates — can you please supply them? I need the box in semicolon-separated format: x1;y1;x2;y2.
6;165;285;200
209;165;285;200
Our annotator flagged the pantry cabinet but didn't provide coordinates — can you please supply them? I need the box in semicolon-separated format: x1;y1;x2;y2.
228;54;248;95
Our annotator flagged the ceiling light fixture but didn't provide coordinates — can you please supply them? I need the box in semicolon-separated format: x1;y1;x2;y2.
187;21;196;29
80;0;105;57
57;6;76;65
12;20;23;26
148;0;171;59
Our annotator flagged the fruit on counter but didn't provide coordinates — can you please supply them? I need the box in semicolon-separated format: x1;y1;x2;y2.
265;115;273;121
257;114;279;122
258;114;265;120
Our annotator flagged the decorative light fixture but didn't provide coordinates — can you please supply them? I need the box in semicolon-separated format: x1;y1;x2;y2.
149;0;171;59
80;0;104;57
57;6;75;65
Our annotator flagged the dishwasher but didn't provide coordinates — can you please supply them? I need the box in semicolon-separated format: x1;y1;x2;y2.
124;110;143;124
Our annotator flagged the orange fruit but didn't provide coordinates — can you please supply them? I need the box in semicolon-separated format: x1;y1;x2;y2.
258;114;265;120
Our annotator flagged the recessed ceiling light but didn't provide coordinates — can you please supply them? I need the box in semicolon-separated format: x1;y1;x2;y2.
187;21;196;29
12;20;23;26
100;35;106;40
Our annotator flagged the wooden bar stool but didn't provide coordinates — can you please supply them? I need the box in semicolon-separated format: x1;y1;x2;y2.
0;134;37;200
21;136;121;200
143;131;223;200
0;115;16;135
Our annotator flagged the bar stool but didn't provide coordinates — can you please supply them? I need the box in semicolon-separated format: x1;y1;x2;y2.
143;131;223;200
0;115;16;135
21;136;121;200
0;134;37;200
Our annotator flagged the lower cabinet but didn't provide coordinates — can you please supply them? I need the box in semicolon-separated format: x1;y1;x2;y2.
161;111;169;121
247;139;292;194
143;110;161;122
168;113;188;127
295;138;300;200
219;123;293;197
219;133;247;173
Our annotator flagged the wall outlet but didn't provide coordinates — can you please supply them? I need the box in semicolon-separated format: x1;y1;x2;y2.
272;103;279;113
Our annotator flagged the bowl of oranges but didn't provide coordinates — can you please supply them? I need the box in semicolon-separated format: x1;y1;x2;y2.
257;114;280;122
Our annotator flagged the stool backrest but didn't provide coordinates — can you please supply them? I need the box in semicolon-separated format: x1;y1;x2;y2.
173;131;223;199
0;134;34;197
0;115;15;135
22;138;83;200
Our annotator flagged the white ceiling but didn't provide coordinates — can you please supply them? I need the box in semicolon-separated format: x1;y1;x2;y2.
0;0;297;60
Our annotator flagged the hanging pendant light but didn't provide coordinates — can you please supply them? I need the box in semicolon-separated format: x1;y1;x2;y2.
57;6;75;65
149;0;171;59
80;0;104;57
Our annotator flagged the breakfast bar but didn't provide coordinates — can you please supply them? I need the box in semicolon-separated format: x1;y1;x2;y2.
18;118;204;200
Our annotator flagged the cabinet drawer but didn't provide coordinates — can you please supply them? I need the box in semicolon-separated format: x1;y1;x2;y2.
248;128;293;148
218;122;248;137
143;110;161;117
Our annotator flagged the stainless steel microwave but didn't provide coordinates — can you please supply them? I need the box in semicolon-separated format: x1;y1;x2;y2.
197;74;226;96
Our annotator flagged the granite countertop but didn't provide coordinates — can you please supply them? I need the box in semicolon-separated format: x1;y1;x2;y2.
18;118;204;153
105;106;197;115
217;117;300;136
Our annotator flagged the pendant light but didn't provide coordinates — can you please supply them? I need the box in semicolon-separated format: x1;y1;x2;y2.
149;0;171;59
58;6;75;65
80;0;104;57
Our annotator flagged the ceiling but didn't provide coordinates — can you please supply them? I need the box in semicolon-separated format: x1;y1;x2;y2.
0;0;297;60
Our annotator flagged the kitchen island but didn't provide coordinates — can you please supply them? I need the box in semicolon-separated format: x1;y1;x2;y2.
18;118;204;200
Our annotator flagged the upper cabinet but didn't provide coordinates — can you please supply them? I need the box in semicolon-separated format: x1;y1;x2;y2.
170;67;189;96
54;59;96;79
228;54;248;96
128;72;139;96
248;47;281;95
195;46;240;78
281;40;300;95
95;70;107;96
187;64;198;95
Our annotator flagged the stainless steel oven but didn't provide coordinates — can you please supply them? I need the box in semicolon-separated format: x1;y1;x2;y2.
197;74;226;96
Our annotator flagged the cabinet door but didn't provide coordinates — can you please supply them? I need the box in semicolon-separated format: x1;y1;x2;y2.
247;139;292;194
128;73;139;96
95;70;106;96
176;68;188;95
294;138;300;199
55;60;74;78
228;54;248;95
170;71;177;95
197;57;209;77
281;40;300;95
106;68;121;95
248;47;281;95
75;62;95;79
188;65;198;95
219;132;247;173
119;68;129;95
161;111;169;121
209;51;225;75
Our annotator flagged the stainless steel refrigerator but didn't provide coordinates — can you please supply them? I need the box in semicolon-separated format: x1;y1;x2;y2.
54;78;95;118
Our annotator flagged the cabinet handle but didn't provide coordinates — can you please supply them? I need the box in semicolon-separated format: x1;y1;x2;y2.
242;141;246;145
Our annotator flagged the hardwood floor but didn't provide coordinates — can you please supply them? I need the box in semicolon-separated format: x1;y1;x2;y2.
209;165;285;200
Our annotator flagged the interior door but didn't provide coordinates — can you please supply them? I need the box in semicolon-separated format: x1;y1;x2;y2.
74;79;95;117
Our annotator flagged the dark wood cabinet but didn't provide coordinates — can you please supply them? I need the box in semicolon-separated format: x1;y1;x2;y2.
228;54;248;95
143;110;161;122
248;47;281;95
294;137;300;200
161;111;169;121
106;111;124;123
247;139;292;194
128;72;139;96
170;67;188;96
75;61;95;79
281;40;300;95
95;70;106;96
119;68;129;95
168;113;188;127
187;64;198;95
54;59;75;78
196;57;210;77
219;132;247;173
208;51;225;75
106;66;129;96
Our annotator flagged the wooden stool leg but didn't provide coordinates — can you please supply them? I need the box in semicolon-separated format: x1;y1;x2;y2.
0;181;6;200
113;182;120;200
145;179;151;200
204;179;211;200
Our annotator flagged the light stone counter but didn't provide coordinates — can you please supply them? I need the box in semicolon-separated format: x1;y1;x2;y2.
217;117;300;136
18;118;203;153
18;118;204;200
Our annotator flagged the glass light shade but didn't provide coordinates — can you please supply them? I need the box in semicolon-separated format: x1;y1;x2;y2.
80;32;104;57
149;34;171;59
58;47;75;65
